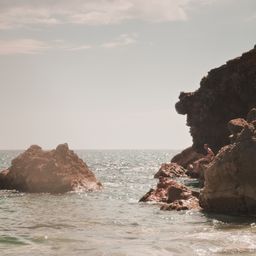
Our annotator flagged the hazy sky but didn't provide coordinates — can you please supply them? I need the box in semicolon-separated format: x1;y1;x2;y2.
0;0;256;149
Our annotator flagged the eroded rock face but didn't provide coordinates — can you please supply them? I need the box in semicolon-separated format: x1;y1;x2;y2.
171;147;203;169
0;143;102;193
175;47;256;153
199;110;256;214
154;163;186;178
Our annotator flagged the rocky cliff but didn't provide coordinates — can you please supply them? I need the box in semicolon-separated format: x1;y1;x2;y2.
175;46;256;153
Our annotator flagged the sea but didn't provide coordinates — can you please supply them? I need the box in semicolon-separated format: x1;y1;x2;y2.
0;150;256;256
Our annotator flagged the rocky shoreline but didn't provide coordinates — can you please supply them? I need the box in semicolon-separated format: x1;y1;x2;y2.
0;46;255;216
140;45;256;215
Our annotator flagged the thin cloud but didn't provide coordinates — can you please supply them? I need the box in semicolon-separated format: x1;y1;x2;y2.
0;39;50;55
68;45;92;51
101;34;137;49
0;34;137;55
0;0;215;29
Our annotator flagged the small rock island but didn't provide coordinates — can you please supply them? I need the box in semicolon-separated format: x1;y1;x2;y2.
0;143;102;193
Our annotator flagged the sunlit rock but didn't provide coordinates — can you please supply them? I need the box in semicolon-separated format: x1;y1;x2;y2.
139;178;199;211
154;162;187;179
0;143;102;193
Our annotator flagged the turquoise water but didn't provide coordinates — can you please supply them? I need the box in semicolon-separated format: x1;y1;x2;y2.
0;150;256;256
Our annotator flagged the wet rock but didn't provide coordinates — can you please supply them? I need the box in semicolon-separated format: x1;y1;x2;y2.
199;111;256;214
139;178;175;203
161;182;200;211
0;143;102;193
167;182;192;203
171;146;204;169
154;163;186;178
175;46;256;153
161;197;200;211
139;178;199;211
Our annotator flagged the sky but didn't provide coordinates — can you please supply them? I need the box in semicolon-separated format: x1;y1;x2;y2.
0;0;256;150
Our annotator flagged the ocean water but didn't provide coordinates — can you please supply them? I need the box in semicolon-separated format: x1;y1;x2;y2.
0;150;256;256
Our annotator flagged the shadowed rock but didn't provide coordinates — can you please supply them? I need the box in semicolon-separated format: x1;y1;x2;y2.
228;118;248;143
0;143;102;193
247;108;256;123
228;118;248;135
199;110;256;214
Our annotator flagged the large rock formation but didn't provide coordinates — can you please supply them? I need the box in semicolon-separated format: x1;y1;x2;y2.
199;109;256;214
140;46;256;214
175;46;256;153
0;144;102;193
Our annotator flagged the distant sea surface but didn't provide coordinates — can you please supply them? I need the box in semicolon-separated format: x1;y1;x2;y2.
0;150;256;256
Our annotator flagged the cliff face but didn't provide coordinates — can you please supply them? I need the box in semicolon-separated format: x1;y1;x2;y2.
175;46;256;153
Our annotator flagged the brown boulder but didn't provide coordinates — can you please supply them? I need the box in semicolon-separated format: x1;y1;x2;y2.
167;182;193;203
161;197;200;211
0;143;102;193
161;182;200;211
175;46;256;154
154;163;186;178
139;178;175;203
139;178;199;211
171;146;204;169
199;113;256;214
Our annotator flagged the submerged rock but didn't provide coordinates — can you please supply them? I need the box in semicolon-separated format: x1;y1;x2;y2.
0;143;102;193
154;163;186;178
199;110;256;214
175;46;256;153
